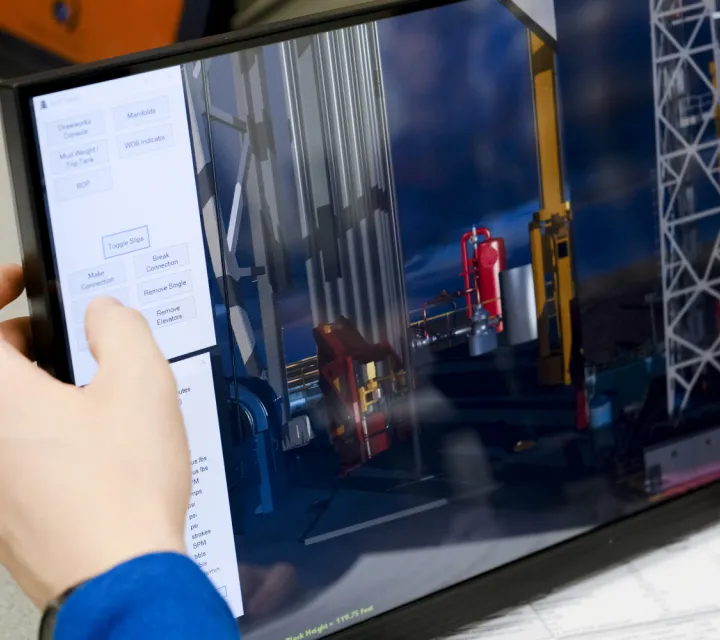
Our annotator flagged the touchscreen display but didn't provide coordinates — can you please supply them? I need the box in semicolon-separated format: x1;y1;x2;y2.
26;0;720;637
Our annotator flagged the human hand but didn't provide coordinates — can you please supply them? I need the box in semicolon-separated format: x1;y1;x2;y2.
0;264;191;608
0;264;31;356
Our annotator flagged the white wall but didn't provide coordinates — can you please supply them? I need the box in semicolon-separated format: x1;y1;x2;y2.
0;118;38;638
0;121;28;320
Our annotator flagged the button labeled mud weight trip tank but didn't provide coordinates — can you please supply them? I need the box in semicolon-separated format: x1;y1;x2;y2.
143;297;196;330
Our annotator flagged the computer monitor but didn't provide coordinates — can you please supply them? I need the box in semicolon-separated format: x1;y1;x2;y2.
3;0;720;637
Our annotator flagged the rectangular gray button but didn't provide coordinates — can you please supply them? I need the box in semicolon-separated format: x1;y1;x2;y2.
103;226;150;259
134;243;189;279
54;167;113;202
117;124;173;159
143;297;196;330
113;96;170;130
46;112;105;146
138;270;193;305
68;261;126;299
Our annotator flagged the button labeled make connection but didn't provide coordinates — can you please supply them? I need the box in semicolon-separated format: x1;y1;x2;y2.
143;297;196;330
138;270;193;305
69;261;126;299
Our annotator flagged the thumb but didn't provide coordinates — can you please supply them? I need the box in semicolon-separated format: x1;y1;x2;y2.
84;297;172;392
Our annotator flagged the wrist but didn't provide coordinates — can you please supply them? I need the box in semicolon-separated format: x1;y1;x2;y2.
45;529;186;605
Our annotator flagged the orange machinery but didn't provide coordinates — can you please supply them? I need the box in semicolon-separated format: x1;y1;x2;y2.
0;0;227;66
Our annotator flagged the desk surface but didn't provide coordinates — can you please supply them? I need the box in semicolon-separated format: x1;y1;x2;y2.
451;519;720;640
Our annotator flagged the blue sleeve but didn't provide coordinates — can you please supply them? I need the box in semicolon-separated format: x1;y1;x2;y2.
55;552;240;640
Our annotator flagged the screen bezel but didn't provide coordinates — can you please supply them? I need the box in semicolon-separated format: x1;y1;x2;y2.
4;2;718;638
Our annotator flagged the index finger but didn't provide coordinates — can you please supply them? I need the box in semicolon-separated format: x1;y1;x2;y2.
84;297;174;394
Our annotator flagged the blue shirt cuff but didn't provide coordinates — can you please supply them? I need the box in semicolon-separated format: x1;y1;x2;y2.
55;552;239;640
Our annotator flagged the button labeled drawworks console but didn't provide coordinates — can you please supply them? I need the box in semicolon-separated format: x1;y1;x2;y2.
134;243;189;278
138;270;193;305
69;261;127;299
143;297;196;330
46;112;105;147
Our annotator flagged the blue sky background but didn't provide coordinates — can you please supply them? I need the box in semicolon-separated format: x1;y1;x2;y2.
208;0;661;363
380;0;658;315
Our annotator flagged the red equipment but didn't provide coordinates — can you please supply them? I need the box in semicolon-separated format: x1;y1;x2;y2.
460;227;507;330
313;316;406;473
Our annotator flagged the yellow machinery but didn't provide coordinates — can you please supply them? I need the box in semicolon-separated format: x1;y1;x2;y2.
528;31;576;386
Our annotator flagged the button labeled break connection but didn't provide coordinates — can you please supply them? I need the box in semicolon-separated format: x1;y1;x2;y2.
135;243;189;278
143;297;196;330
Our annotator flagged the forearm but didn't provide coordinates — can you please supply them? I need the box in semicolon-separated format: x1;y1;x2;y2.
55;553;239;640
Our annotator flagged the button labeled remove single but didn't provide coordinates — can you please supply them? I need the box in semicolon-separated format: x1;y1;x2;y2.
69;261;126;299
138;270;193;305
135;243;189;278
103;226;150;259
143;297;196;330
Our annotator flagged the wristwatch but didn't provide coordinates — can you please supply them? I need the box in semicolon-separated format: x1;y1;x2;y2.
38;586;79;640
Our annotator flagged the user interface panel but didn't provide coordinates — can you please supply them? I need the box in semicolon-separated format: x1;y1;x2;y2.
28;0;720;637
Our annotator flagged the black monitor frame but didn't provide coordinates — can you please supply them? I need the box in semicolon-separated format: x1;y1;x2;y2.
1;1;718;637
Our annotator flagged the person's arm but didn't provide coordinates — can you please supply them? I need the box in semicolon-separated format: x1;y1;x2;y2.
56;553;239;640
0;263;234;636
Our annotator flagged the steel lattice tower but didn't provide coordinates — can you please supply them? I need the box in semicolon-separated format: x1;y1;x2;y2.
651;0;720;415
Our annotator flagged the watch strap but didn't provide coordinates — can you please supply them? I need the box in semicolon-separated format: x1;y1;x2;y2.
38;585;80;640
